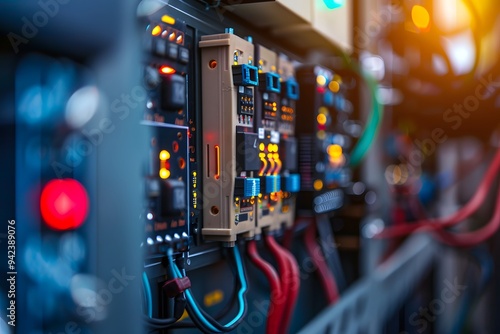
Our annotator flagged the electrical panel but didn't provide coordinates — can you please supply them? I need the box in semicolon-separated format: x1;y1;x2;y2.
199;30;260;243
296;65;351;214
141;13;194;253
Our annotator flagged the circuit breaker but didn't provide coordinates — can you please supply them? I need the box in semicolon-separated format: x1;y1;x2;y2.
199;30;260;243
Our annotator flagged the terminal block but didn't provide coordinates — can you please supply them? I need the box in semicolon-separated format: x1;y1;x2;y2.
254;45;284;234
275;55;301;230
199;31;260;243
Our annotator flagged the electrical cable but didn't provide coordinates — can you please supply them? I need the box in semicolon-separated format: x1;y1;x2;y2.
264;234;290;334
265;234;300;334
169;246;248;333
343;57;384;168
304;222;339;304
142;271;183;329
432;184;500;247
171;254;241;329
142;271;153;318
377;147;500;239
246;239;283;334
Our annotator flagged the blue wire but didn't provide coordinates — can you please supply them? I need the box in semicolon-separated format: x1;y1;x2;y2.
142;272;153;318
168;247;247;332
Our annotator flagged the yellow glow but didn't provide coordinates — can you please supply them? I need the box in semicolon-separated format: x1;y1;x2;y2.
412;5;430;30
259;143;265;151
313;179;323;191
193;171;197;177
161;15;176;25
318;106;328;115
159;168;170;179
169;32;176;42
317;114;327;125
327;144;342;159
328;81;340;93
176;34;183;44
316;75;327;86
159;150;170;161
193;192;197;198
273;153;281;175
151;25;162;36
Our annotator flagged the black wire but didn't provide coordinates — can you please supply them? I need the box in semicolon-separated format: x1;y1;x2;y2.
170;273;239;329
172;246;248;332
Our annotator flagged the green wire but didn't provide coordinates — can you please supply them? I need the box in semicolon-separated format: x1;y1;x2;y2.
345;57;383;167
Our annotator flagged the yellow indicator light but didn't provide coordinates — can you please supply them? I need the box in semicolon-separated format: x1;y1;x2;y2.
214;145;220;180
313;179;323;191
316;75;327;86
193;192;197;198
235;197;240;202
159;150;170;161
259;143;265;151
328;80;340;93
412;5;430;30
161;15;176;25
159;168;170;179
193;171;197;177
151;25;162;36
327;144;343;159
317;114;327;125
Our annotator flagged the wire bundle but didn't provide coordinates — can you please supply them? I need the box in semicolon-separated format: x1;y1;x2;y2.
246;240;283;334
264;234;300;334
377;147;500;248
168;247;248;333
304;222;339;304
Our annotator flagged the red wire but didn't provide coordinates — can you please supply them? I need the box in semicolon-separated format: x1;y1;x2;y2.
265;234;298;334
432;184;500;247
303;222;339;304
377;148;500;239
280;243;300;333
246;240;283;334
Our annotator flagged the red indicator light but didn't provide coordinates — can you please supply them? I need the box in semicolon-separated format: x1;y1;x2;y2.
159;66;176;75
40;179;89;231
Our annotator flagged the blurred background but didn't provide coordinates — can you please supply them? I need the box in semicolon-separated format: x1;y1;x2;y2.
1;0;499;333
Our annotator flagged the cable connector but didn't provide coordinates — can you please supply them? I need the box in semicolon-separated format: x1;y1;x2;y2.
163;277;192;298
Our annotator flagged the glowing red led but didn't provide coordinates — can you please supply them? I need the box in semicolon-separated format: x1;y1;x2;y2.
40;179;89;231
159;65;176;75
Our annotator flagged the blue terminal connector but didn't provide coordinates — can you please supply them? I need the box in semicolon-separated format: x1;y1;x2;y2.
283;174;300;193
233;64;259;86
285;80;299;100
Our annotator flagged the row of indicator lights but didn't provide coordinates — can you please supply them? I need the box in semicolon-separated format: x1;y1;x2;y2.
159;149;186;179
192;171;198;209
316;75;341;93
159;149;171;179
258;143;279;153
